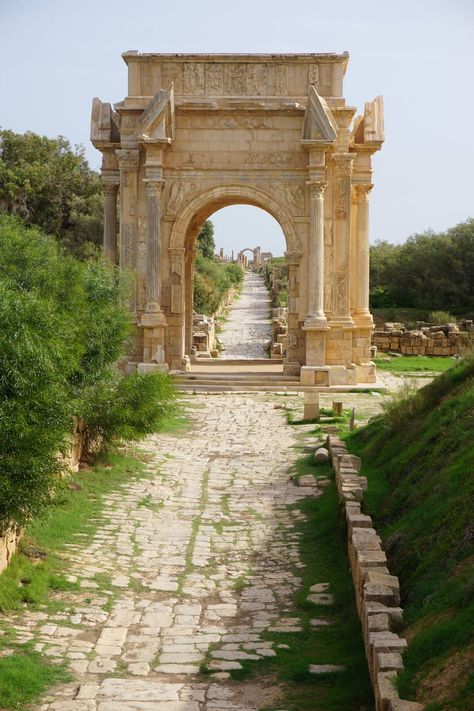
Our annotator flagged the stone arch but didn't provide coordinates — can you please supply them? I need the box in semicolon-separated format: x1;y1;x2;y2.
169;184;300;254
168;184;298;363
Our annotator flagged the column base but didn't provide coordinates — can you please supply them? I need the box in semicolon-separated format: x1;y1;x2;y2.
300;364;359;387
355;361;377;384
352;311;374;329
140;303;168;365
283;360;302;377
303;325;328;367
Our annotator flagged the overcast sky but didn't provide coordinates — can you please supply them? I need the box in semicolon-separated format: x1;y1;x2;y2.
1;0;473;257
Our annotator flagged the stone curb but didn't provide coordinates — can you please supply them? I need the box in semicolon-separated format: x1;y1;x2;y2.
326;435;425;711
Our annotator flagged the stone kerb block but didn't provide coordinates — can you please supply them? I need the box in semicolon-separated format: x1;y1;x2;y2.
388;701;425;711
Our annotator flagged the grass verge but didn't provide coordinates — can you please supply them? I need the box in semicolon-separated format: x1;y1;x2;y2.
347;359;474;708
374;355;455;374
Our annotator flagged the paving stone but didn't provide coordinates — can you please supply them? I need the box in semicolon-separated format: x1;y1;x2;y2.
309;664;346;673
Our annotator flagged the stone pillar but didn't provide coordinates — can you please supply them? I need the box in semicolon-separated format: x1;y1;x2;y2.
144;179;164;308
284;250;303;375
352;184;375;381
305;180;327;328
331;152;355;326
354;184;373;320
102;181;118;263
303;180;329;372
139;178;168;370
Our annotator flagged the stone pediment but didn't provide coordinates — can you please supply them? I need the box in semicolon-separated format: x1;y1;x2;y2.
136;85;175;143
302;86;338;143
352;96;384;146
90;98;121;146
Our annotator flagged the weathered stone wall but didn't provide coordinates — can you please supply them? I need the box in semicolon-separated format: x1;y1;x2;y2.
327;434;424;711
373;320;474;356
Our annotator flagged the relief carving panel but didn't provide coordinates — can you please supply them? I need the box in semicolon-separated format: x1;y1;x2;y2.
183;63;205;94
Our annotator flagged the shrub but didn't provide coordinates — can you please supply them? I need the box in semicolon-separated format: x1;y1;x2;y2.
428;310;456;325
380;381;423;433
193;253;243;315
0;214;177;531
81;372;177;452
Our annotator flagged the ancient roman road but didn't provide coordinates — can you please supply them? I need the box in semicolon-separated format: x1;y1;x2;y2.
219;271;272;359
26;394;323;710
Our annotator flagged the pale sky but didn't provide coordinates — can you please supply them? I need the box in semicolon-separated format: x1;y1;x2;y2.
1;0;473;257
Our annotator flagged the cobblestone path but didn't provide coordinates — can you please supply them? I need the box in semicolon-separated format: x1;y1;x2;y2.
220;271;271;359
22;394;321;710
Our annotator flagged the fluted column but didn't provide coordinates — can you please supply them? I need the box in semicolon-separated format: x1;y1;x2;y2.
354;184;373;318
305;180;328;327
144;179;164;310
102;182;118;263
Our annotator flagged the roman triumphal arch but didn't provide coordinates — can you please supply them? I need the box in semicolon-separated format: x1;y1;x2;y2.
91;51;384;386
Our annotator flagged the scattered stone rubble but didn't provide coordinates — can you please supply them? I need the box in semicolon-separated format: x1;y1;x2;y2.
326;434;424;711
192;315;217;359
373;320;474;357
270;307;288;358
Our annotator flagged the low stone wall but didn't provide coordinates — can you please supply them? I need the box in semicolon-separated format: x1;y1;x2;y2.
327;434;424;711
373;320;474;356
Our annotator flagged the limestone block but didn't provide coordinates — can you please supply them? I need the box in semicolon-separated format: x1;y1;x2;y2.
388;701;425;711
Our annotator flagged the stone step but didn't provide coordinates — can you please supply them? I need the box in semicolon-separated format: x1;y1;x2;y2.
175;374;298;382
192;358;283;366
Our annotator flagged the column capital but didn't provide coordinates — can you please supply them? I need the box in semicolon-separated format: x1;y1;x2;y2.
306;180;327;198
284;250;303;266
101;176;119;196
144;178;164;197
332;152;354;175
116;148;139;172
353;183;374;202
168;247;185;258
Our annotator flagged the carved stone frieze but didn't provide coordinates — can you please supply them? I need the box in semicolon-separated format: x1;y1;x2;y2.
245;152;303;167
206;64;223;94
183;63;205;94
224;64;247;94
247;64;266;95
185;115;273;130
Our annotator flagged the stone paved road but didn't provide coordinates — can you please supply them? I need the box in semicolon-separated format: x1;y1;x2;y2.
220;271;271;359
20;394;322;711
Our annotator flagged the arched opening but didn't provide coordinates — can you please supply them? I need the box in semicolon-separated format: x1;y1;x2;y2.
167;185;300;369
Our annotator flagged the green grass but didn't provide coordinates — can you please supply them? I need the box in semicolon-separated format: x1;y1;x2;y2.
0;643;70;709
0;451;149;613
347;359;474;708
374;355;455;374
224;452;374;711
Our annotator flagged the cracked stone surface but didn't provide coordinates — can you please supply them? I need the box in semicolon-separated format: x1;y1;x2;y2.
219;271;272;359
6;393;329;710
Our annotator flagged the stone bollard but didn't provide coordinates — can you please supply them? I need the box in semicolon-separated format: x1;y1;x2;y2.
332;401;343;416
304;391;320;420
